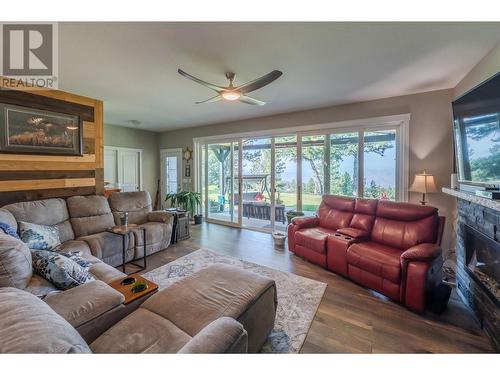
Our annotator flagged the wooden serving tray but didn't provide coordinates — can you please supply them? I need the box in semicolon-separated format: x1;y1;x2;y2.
108;273;158;305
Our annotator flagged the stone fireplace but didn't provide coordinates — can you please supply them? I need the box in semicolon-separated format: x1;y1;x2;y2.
444;188;500;350
462;224;500;303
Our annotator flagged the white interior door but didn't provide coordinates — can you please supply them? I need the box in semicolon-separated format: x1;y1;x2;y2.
104;148;118;187
119;150;141;192
105;146;143;192
160;149;182;208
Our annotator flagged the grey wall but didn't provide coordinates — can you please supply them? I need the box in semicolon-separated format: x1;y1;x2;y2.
104;124;160;197
159;88;456;250
455;43;500;97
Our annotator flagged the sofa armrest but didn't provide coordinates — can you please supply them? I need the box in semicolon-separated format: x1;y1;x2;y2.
401;243;442;265
336;227;369;239
44;280;125;328
178;317;248;354
291;216;319;229
147;211;174;225
400;243;443;313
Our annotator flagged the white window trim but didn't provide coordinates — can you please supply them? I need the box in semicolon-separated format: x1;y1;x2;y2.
193;113;410;202
104;146;143;191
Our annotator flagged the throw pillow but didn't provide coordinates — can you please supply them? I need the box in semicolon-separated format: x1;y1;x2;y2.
19;221;61;251
31;249;94;290
60;251;92;271
0;222;20;240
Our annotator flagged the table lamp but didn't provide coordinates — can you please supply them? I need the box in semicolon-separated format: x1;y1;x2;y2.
410;171;437;205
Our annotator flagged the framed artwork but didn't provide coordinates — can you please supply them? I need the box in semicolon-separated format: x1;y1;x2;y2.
0;103;82;156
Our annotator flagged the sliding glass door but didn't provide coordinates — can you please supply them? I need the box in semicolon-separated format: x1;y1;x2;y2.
241;138;272;230
275;136;297;231
205;141;240;225
301;135;326;216
198;122;403;231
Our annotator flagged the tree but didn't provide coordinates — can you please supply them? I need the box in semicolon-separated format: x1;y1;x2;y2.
339;172;354;196
305;178;317;194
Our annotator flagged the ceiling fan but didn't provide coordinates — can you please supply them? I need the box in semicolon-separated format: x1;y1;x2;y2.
178;69;282;105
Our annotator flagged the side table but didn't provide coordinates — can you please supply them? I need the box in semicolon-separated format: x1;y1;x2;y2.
165;209;190;243
106;224;147;274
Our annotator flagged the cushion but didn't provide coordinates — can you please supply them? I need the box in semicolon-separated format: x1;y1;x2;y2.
19;221;61;250
66;195;115;237
108;191;153;225
90;308;191;353
0;233;32;289
178;317;248;354
0;287;91;353
60;251;92;270
0;208;18;231
132;221;171;258
31;249;95;290
141;264;276;353
44;280;125;328
80;231;134;267
0;222;20;239
317;195;355;230
23;274;59;299
3;198;75;243
371;200;439;250
56;239;92;256
295;226;337;254
346;241;402;283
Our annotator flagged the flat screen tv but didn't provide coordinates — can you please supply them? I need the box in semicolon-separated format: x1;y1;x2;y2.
452;72;500;188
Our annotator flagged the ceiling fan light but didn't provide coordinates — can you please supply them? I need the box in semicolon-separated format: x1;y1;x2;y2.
221;91;241;101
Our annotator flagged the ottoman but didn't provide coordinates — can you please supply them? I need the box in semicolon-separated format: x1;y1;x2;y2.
143;263;277;352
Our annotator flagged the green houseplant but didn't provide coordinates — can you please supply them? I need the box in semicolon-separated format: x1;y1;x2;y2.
165;191;203;224
286;210;304;224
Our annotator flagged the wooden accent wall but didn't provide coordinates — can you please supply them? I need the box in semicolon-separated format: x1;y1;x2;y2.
0;78;104;206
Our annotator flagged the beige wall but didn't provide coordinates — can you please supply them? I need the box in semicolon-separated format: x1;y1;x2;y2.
159;89;456;250
104;124;159;197
455;43;500;98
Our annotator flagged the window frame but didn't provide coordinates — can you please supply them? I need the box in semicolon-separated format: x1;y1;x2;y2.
193;114;410;215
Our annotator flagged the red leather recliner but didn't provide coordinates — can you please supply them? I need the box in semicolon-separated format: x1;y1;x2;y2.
287;195;445;313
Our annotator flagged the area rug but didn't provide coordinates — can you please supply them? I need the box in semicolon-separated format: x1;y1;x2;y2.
143;248;327;353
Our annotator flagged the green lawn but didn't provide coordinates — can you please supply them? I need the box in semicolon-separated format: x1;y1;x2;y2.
206;185;321;213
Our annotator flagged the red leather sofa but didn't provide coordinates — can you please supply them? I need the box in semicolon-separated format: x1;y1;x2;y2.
288;195;445;313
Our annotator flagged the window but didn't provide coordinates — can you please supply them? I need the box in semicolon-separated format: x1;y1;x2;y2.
363;130;397;200
329;132;359;198
195;114;408;231
301;135;325;215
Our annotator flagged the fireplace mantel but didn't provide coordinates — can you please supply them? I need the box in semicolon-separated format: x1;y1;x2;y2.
442;187;500;212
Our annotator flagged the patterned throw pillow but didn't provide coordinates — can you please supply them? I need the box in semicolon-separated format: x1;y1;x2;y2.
19;221;61;250
31;249;95;290
60;251;92;271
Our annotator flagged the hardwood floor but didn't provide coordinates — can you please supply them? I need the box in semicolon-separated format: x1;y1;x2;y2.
135;222;495;353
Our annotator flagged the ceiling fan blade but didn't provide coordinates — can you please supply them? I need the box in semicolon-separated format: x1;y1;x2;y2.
238;95;266;106
178;69;225;93
195;95;222;104
236;70;283;94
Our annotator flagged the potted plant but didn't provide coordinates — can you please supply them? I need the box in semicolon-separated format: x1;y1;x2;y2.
286;210;304;224
165;191;203;224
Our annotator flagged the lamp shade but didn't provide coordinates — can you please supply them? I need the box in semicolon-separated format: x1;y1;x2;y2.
409;172;437;193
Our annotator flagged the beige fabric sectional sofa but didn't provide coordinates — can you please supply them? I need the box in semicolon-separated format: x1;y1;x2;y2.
0;263;278;353
0;191;278;353
0;191;173;342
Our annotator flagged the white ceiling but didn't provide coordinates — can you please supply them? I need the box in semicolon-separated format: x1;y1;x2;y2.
58;22;500;132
